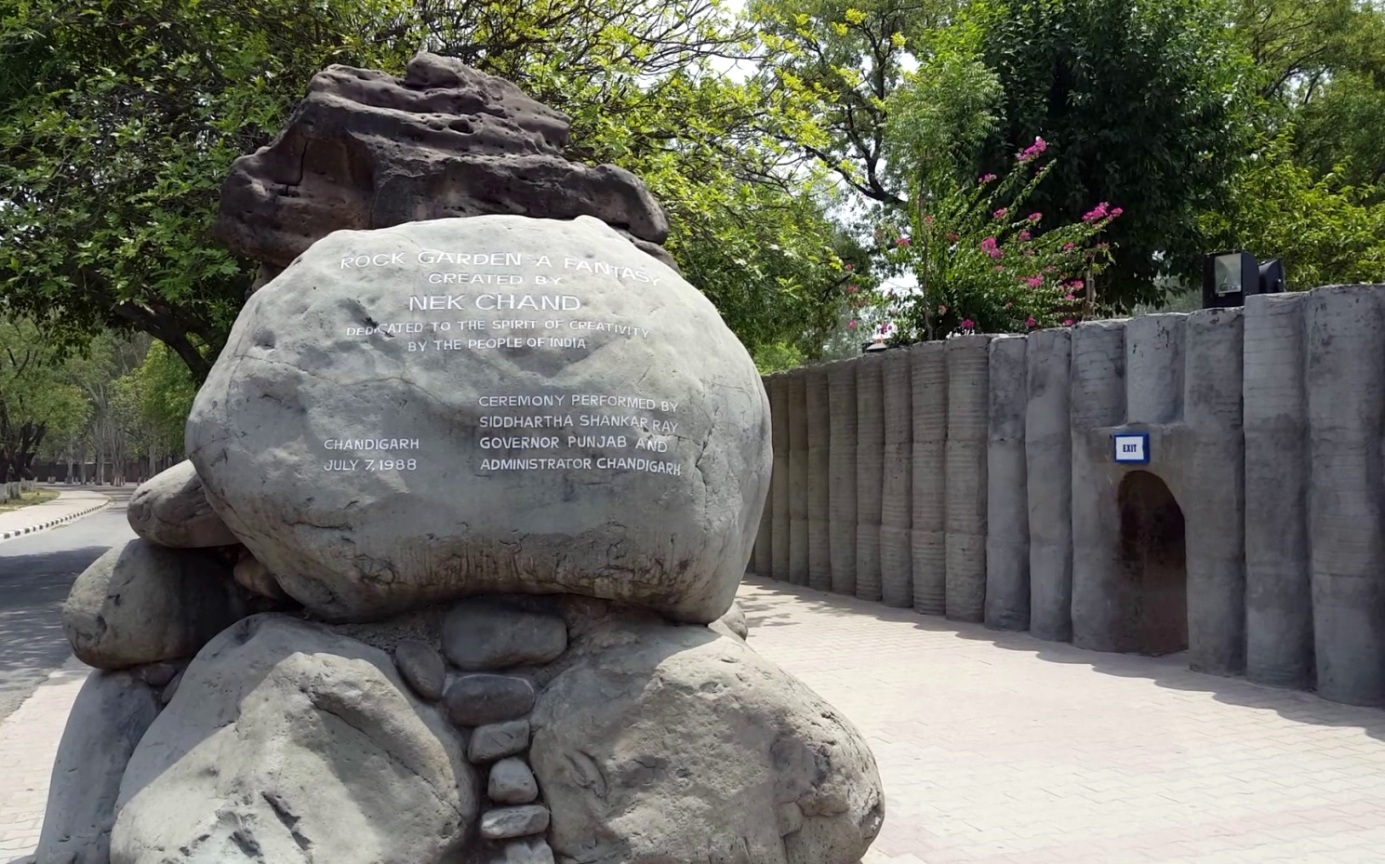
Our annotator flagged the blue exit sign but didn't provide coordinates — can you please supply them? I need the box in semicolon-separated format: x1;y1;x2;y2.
1113;433;1150;465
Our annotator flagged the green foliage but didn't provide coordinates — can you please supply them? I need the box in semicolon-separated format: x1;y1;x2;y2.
1201;128;1385;289
877;137;1120;341
0;0;419;379
974;0;1258;309
0;318;89;481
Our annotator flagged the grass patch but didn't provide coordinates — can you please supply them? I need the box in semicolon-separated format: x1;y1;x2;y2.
0;489;59;513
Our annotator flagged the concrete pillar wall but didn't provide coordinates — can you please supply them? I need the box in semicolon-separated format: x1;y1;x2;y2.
910;343;948;614
985;335;1029;630
1025;329;1073;642
1306;286;1385;706
880;349;914;608
1070;321;1128;652
855;353;885;602
787;369;810;586
1125;314;1187;425
944;335;991;622
828;360;858;596
768;374;790;582
806;365;833;592
1244;293;1313;690
1183;308;1245;677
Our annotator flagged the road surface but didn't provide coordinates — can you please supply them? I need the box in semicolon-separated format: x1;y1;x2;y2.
0;488;133;723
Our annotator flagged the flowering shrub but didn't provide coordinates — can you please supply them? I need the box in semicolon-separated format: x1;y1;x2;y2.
875;136;1122;341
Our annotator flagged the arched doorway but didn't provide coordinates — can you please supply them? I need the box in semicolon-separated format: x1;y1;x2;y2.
1117;471;1187;656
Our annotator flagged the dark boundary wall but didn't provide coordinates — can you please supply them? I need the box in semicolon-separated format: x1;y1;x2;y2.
746;283;1385;707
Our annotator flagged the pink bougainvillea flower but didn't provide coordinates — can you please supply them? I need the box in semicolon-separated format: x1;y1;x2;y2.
923;215;935;226
961;318;975;330
1069;280;1085;290
1018;136;1048;162
1024;276;1043;289
1109;207;1123;218
946;232;959;242
1026;316;1038;328
848;320;858;330
980;236;1003;260
1064;293;1076;301
896;236;910;247
1083;202;1110;222
978;173;998;184
845;263;854;271
1027;212;1042;222
1063;318;1075;326
847;284;859;293
1018;230;1032;241
994;265;1006;272
1063;242;1076;252
993;208;1008;220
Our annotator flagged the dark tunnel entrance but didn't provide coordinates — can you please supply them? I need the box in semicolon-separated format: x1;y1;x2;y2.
1117;471;1188;656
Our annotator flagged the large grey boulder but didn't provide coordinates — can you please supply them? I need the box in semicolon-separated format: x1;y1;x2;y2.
62;539;251;670
187;214;770;624
35;671;161;864
529;616;884;864
110;615;477;864
126;460;238;548
216;53;674;275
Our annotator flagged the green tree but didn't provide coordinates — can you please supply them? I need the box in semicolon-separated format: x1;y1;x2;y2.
1201;128;1385;289
974;0;1258;308
0;318;88;482
0;0;418;380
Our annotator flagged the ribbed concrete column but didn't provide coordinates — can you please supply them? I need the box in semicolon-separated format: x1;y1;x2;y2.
1070;321;1127;651
1244;293;1312;690
1025;329;1073;642
1307;286;1385;706
1125;314;1187;424
768;373;790;582
1184;308;1245;677
880;349;913;607
787;368;810;585
855;352;885;601
827;360;858;596
910;343;947;614
985;335;1029;630
806;364;832;592
944;335;990;622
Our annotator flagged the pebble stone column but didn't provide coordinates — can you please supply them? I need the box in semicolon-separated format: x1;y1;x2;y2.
855;352;885;602
879;348;913;607
984;335;1029;630
768;373;790;582
910;342;948;615
944;335;990;622
1243;293;1313;690
1306;286;1385;706
787;368;810;585
1024;329;1073;642
806;364;833;591
828;360;859;596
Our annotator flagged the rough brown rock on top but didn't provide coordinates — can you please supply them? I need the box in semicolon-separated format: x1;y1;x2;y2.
216;52;672;274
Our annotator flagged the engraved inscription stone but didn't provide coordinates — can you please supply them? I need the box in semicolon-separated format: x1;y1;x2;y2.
187;214;770;624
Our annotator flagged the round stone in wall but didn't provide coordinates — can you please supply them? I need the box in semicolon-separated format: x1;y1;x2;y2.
187;215;770;624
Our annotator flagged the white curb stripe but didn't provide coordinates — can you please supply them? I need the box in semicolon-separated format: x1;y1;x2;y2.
0;501;111;540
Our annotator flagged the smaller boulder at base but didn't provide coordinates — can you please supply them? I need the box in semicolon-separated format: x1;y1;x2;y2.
442;601;567;670
63;538;251;669
34;671;160;864
127;460;239;548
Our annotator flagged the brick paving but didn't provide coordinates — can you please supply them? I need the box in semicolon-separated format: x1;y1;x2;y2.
5;577;1385;862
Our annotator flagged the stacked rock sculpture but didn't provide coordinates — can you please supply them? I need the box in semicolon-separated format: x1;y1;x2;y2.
33;55;884;864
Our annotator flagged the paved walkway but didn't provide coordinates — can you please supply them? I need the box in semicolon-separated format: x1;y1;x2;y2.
5;577;1385;863
0;490;110;542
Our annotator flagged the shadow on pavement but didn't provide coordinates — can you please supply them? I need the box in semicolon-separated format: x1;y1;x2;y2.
738;576;1385;740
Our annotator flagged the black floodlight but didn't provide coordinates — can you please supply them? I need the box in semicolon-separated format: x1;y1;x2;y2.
1202;251;1286;309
